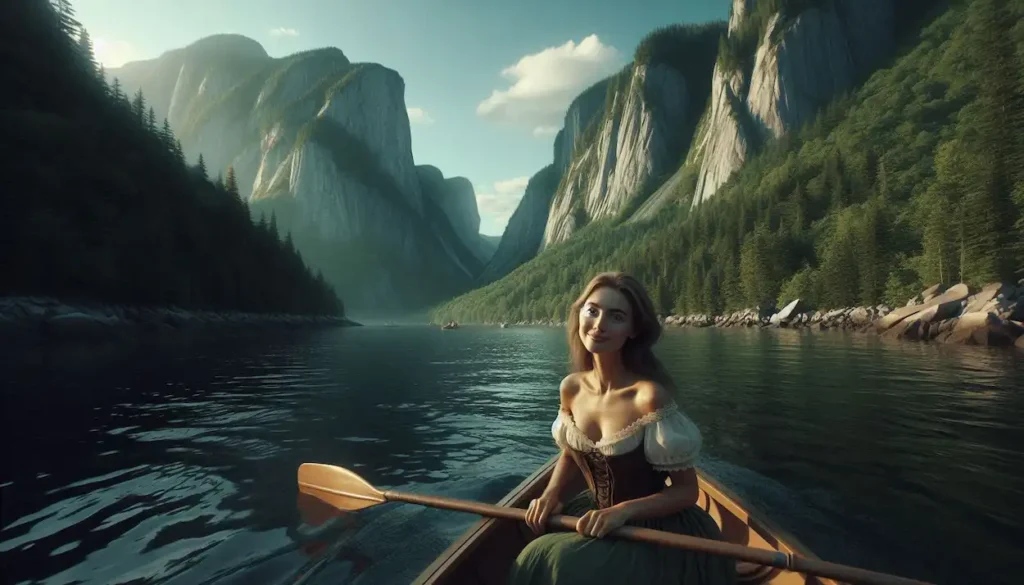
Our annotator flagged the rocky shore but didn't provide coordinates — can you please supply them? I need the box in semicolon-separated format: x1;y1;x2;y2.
660;281;1024;349
0;296;361;343
479;281;1024;350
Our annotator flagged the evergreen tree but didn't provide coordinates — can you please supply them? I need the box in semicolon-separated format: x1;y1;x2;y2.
161;118;174;149
131;89;146;124
225;166;241;203
147;106;156;131
77;28;96;74
196;153;207;178
174;139;185;163
50;0;79;40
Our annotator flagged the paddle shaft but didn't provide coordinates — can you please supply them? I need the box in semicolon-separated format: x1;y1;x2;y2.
382;489;933;585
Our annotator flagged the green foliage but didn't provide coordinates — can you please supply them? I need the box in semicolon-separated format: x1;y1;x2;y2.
2;0;343;315
432;0;1024;324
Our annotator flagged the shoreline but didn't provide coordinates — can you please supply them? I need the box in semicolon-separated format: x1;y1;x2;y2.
443;281;1024;350
0;295;361;344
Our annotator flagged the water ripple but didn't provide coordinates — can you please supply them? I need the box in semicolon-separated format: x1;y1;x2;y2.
1;326;1021;585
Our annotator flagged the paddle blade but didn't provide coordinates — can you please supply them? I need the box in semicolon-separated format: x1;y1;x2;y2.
297;463;387;511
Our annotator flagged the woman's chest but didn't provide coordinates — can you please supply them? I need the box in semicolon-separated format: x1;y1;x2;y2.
570;393;644;444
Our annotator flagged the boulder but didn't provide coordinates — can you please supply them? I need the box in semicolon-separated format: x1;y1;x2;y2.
776;298;807;323
875;283;970;333
944;312;1021;347
920;282;949;304
849;307;872;325
962;282;1016;314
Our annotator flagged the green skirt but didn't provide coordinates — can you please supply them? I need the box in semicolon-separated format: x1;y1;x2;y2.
509;490;737;585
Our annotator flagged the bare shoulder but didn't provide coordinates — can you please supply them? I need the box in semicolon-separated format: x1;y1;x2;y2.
634;380;672;415
558;373;582;410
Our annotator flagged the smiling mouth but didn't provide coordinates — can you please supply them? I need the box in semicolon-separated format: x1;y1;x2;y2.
589;334;609;342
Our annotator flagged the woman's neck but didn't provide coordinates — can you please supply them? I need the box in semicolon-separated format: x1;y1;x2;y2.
590;352;628;393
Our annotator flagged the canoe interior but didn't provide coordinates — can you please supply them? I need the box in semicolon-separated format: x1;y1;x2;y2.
412;457;842;585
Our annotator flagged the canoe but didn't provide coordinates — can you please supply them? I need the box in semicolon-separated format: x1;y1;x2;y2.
412;455;841;585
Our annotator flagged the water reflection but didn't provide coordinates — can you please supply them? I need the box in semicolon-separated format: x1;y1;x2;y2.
1;326;1021;585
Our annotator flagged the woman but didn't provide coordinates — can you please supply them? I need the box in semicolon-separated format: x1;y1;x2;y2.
509;272;736;585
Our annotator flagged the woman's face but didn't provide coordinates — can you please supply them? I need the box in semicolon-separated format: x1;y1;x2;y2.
578;286;635;354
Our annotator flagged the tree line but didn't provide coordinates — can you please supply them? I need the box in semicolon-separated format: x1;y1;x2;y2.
432;0;1023;324
1;0;343;315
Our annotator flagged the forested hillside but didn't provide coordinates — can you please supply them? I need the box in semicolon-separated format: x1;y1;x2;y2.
432;0;1024;324
1;0;342;315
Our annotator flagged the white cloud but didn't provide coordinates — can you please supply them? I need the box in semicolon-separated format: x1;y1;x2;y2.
269;27;299;37
93;37;140;69
476;176;531;233
532;126;560;138
494;176;530;195
477;34;623;136
407;107;435;125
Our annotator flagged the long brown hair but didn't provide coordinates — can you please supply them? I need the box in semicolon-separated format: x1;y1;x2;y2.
566;272;675;389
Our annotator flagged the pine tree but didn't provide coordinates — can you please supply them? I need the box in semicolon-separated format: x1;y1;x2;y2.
77;28;97;74
131;89;146;124
110;77;123;101
196;153;207;178
967;0;1022;282
269;212;279;241
161;118;174;149
225;166;241;203
174;139;185;163
50;0;80;40
147;106;156;131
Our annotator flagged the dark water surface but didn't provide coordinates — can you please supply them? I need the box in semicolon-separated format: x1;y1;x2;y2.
1;326;1022;585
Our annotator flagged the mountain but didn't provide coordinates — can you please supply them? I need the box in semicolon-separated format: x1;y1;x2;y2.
432;0;1024;326
474;23;723;285
2;0;342;316
108;37;492;315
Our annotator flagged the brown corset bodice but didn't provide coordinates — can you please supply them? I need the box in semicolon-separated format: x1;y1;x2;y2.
567;443;669;509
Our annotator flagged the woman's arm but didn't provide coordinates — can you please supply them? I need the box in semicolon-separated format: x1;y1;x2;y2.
612;467;699;520
540;448;581;500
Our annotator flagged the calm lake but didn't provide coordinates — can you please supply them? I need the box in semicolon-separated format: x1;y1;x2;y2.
1;325;1022;585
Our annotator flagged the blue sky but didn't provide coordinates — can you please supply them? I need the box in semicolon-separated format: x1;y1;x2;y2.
74;0;729;236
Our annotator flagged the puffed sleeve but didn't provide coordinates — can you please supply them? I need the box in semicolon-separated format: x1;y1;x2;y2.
643;408;703;471
551;410;570;450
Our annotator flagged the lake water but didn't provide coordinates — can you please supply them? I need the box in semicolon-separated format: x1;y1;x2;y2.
1;325;1022;585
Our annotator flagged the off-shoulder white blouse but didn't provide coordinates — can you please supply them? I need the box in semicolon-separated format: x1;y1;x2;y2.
551;402;703;472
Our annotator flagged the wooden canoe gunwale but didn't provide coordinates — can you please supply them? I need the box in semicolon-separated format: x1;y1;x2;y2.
410;457;558;585
412;455;842;585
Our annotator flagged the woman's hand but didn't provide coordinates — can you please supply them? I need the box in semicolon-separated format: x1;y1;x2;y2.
575;505;632;538
525;492;564;535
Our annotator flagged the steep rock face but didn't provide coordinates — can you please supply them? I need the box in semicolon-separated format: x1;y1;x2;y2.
314;64;423;214
185;49;354;201
109;35;269;132
249;64;474;275
689;64;749;208
417;165;489;261
554;78;612;176
691;0;896;206
477;165;560;285
112;35;483;313
729;0;757;33
542;64;689;248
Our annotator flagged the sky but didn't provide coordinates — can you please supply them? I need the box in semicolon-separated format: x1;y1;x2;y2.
73;0;729;236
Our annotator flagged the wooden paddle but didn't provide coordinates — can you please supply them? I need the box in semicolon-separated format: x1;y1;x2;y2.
297;463;934;585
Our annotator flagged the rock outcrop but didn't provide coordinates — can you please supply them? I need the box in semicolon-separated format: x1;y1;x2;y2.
416;165;495;263
541;64;690;248
476;165;560;285
109;36;488;313
689;0;897;207
658;281;1024;350
0;296;359;344
474;78;612;285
